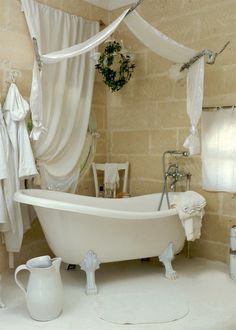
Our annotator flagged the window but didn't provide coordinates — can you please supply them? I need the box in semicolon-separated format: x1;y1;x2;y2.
201;107;236;192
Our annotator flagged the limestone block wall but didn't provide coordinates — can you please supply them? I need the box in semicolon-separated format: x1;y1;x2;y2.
106;0;236;263
0;0;108;270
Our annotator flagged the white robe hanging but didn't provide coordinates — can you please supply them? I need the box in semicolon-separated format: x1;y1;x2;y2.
2;83;38;253
0;107;10;232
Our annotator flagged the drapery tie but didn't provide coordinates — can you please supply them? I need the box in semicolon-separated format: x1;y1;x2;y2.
183;125;200;155
30;120;47;140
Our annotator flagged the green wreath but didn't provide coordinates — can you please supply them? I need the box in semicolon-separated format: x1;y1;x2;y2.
95;41;135;92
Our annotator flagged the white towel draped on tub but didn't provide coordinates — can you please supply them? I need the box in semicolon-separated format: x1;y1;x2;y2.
104;163;120;196
171;191;206;241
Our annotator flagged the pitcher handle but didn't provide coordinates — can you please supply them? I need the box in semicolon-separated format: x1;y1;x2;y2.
14;265;29;294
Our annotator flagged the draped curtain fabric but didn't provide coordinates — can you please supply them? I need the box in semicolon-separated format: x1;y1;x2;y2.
79;112;98;179
202;108;236;192
22;0;205;159
21;0;206;193
183;57;205;155
21;0;99;192
124;11;204;155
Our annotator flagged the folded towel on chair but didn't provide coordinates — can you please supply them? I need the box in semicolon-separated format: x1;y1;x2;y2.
171;191;206;241
104;163;119;196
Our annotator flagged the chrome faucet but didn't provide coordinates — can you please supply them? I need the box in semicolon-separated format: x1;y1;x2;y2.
158;150;191;210
165;163;191;191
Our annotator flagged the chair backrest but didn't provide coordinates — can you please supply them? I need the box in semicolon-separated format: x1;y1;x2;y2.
92;162;129;197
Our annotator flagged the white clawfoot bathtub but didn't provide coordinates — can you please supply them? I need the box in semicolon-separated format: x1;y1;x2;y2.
14;189;186;294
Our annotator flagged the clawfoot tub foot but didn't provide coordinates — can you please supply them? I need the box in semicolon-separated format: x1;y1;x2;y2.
80;250;101;295
159;242;177;280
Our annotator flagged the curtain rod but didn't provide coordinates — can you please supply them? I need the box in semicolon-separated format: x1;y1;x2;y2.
203;105;235;111
31;0;144;71
126;0;144;15
99;0;143;27
180;41;230;72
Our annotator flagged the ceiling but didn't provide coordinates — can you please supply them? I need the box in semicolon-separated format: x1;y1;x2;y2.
84;0;134;10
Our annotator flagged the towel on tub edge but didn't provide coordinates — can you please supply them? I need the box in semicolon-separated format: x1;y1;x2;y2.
171;191;206;241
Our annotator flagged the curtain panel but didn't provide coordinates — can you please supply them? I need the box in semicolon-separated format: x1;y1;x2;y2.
202;108;236;192
22;0;99;192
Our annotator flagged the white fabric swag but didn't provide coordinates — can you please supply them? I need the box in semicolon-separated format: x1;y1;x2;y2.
124;11;204;155
202;108;236;192
24;1;204;156
21;0;205;193
21;0;99;192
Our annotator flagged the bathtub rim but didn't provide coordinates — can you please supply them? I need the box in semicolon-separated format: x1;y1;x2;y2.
14;189;178;220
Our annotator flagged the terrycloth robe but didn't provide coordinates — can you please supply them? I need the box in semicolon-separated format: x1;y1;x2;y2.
2;83;38;253
0;107;10;232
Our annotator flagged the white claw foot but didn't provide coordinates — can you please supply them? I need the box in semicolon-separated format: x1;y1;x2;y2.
80;250;100;295
166;269;178;280
159;242;178;280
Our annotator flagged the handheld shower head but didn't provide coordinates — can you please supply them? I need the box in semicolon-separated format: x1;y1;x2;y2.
164;150;189;157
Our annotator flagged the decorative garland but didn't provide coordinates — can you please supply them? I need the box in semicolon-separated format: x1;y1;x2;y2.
95;41;135;92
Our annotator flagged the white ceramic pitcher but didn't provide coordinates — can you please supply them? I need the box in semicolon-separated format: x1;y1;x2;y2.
15;255;63;321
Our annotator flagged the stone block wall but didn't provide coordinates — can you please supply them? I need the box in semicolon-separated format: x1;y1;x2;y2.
106;0;236;263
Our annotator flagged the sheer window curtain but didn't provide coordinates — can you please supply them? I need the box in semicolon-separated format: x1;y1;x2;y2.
202;108;236;192
22;0;99;192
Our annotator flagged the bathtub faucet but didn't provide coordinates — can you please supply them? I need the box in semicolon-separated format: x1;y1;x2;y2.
165;163;191;191
164;150;189;158
158;150;190;211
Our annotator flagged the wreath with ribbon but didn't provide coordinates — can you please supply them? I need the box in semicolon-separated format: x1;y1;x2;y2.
95;41;135;92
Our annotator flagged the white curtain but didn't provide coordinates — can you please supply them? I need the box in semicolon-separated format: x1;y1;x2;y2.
22;0;99;192
21;0;129;141
124;11;204;155
79;112;98;179
183;57;205;155
124;10;196;62
202;108;236;192
41;9;130;64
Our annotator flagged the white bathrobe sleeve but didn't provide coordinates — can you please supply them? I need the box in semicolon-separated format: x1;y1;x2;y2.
0;111;8;181
4;83;38;178
0;110;10;229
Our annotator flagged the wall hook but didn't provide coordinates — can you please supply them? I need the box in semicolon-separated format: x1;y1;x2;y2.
5;70;21;84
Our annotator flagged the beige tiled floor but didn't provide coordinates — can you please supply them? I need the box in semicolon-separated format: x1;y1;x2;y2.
1;255;236;330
